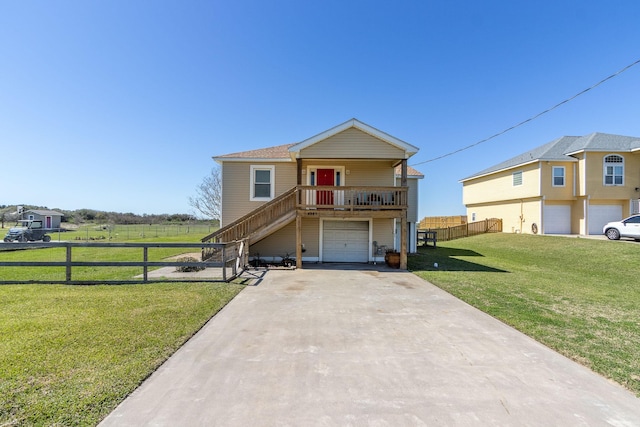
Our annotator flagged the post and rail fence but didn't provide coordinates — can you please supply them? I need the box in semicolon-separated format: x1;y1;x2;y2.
0;241;245;284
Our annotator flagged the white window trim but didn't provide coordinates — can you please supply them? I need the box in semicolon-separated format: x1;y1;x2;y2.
603;154;624;186
250;165;275;201
552;166;565;187
306;165;346;186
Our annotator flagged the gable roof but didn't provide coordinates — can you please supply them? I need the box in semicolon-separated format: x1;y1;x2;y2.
289;118;419;158
461;132;640;182
26;209;63;216
214;143;296;162
214;119;419;163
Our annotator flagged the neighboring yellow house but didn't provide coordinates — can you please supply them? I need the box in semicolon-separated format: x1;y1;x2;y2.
461;133;640;235
205;119;423;268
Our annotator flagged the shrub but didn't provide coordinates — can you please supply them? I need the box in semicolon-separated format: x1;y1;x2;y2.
175;256;205;272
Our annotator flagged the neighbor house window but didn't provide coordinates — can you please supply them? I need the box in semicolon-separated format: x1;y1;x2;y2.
471;212;476;221
513;171;523;186
552;166;565;187
603;155;624;186
250;165;275;201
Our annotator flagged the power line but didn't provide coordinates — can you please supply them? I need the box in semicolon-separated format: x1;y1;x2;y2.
410;57;640;167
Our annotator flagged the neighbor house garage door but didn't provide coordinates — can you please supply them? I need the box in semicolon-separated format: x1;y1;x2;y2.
588;205;622;235
322;221;369;263
543;205;571;234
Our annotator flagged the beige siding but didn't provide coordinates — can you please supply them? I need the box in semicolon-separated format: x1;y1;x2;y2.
300;128;405;159
250;218;319;260
251;217;396;261
373;218;395;250
221;161;296;226
463;163;540;206
396;177;419;222
302;160;395;186
467;199;541;234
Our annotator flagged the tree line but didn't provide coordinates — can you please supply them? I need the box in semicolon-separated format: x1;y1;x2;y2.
2;167;222;226
0;205;218;226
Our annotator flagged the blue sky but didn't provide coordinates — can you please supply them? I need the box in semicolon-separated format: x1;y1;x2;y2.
2;1;639;218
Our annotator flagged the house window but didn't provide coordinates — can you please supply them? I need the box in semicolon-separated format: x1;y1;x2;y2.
471;212;476;221
513;171;523;186
603;155;624;186
250;165;275;201
552;167;565;187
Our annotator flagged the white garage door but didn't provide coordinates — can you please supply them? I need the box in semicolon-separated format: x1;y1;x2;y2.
588;205;622;235
322;221;369;263
543;205;571;234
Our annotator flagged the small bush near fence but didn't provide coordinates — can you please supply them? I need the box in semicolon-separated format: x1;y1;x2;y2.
421;218;502;242
175;256;206;273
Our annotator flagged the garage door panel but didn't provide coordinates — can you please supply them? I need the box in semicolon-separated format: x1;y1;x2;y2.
323;221;369;263
589;205;622;235
544;205;571;234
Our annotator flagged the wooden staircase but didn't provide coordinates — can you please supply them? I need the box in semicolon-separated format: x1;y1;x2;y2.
201;187;297;246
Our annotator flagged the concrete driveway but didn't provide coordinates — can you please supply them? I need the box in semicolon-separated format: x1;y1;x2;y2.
100;267;640;426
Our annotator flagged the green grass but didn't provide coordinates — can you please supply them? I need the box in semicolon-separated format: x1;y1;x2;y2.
409;233;640;395
1;223;216;242
0;228;248;426
0;231;212;282
0;282;244;426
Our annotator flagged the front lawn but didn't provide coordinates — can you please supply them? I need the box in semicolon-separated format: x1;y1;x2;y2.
0;282;244;426
409;233;640;396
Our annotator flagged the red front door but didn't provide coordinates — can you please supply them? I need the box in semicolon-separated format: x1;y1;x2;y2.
317;169;334;205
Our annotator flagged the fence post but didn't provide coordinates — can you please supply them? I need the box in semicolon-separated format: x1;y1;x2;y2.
66;244;72;282
143;246;148;282
222;246;227;282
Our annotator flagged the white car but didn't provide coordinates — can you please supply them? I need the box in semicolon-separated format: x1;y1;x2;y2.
603;215;640;240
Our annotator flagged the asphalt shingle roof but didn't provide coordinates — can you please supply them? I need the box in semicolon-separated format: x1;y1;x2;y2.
27;209;63;216
564;132;640;154
462;132;640;181
215;143;296;160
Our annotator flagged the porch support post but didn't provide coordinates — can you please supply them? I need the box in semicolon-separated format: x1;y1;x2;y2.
400;158;408;269
401;159;408;187
296;214;303;269
400;211;408;270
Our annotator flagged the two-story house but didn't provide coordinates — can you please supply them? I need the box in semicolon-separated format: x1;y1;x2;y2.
203;119;423;269
461;132;640;235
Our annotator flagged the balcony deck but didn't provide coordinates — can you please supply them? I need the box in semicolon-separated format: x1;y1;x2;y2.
203;186;407;245
297;186;407;218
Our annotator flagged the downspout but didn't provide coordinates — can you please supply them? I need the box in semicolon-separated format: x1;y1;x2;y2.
519;199;524;233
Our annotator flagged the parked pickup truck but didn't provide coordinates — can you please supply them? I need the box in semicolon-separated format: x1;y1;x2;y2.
4;220;52;242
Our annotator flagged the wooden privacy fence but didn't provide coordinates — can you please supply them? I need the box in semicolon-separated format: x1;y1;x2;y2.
0;241;245;284
421;218;502;243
